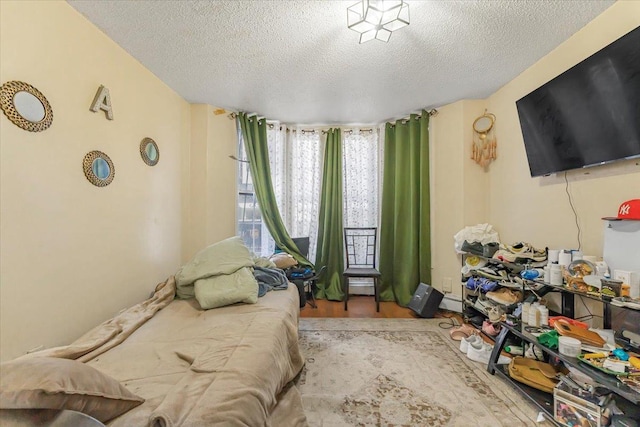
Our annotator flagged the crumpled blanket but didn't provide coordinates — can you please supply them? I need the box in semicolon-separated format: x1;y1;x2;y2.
16;277;176;363
254;266;289;297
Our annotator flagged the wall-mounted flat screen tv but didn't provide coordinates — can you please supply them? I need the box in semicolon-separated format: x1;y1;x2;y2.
516;26;640;177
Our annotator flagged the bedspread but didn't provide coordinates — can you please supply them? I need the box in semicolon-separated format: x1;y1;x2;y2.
19;277;307;427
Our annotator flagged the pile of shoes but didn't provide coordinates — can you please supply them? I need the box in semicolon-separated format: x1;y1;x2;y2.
462;241;547;332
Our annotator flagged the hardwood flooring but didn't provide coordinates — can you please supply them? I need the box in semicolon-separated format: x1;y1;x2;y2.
300;295;461;322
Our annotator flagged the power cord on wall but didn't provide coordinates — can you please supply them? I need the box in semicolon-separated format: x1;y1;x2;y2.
574;296;603;324
564;171;582;251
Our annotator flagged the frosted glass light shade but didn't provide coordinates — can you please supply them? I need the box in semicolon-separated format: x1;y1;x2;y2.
347;0;409;43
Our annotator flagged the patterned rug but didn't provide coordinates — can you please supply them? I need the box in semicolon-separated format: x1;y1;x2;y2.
296;318;548;427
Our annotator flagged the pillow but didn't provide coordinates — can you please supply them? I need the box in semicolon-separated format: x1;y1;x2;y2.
253;256;276;269
270;253;298;269
175;236;255;299
0;357;144;423
194;266;259;309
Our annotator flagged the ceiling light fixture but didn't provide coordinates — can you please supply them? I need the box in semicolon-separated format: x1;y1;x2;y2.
347;0;409;43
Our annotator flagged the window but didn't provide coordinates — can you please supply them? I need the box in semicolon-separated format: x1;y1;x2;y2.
236;124;382;262
236;126;268;256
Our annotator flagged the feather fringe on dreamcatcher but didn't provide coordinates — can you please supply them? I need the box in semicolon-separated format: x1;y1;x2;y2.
471;111;497;167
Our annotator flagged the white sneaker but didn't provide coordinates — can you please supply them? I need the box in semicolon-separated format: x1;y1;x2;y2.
459;334;481;354
466;340;511;365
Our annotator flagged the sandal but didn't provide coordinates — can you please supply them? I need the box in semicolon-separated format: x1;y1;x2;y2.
450;323;476;341
482;320;502;337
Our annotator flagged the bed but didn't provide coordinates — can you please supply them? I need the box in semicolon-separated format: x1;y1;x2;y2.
0;276;308;426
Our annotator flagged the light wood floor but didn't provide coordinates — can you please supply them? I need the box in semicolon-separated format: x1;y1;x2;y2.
300;295;460;321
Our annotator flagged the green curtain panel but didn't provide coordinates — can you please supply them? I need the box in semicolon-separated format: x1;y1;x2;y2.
238;113;312;267
314;128;345;300
379;111;431;306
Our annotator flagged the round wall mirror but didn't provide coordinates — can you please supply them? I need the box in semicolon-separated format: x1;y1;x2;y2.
140;137;159;166
0;81;53;132
92;157;111;180
13;91;46;122
83;151;115;187
473;115;494;134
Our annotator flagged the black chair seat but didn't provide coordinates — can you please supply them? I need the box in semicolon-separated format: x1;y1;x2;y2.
344;267;380;277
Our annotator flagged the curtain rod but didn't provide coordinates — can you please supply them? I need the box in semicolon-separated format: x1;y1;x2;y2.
228;108;439;126
386;108;438;128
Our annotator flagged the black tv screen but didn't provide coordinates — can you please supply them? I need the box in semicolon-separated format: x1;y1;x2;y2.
516;27;640;177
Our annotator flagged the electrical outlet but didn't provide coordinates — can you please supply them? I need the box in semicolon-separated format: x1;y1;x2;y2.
442;277;452;293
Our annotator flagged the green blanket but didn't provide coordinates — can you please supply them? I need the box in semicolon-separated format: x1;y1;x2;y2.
175;236;259;309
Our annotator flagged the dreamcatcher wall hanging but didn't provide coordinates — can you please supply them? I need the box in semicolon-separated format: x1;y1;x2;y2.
471;111;497;167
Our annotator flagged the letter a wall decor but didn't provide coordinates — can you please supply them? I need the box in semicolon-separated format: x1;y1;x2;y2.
90;85;114;120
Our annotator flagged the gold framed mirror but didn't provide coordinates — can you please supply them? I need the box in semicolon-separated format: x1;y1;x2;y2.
140;137;159;166
83;151;115;187
472;113;495;136
0;81;53;132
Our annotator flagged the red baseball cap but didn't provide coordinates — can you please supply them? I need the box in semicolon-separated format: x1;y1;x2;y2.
602;199;640;221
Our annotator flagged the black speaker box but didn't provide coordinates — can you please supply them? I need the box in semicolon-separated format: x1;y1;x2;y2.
408;283;444;318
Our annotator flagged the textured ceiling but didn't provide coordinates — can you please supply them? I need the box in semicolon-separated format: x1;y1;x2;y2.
68;0;614;125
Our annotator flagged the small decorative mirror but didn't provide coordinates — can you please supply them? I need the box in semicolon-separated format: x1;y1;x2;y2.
0;81;53;132
83;151;115;187
472;114;495;136
140;137;159;166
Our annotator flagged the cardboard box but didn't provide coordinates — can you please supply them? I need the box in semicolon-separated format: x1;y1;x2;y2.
613;270;640;298
554;387;601;427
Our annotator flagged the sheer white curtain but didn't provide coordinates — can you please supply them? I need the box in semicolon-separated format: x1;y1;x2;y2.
264;125;323;261
252;125;381;267
343;129;380;228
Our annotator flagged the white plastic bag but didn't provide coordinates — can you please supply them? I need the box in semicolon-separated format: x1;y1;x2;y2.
453;223;500;254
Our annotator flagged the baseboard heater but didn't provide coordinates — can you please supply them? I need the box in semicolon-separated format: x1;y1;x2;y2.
439;293;463;313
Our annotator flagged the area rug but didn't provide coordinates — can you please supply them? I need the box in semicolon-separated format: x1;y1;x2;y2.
296;318;549;427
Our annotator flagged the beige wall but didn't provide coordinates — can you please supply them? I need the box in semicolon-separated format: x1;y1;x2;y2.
0;1;194;361
486;0;640;257
484;1;640;325
431;1;640;318
430;100;488;299
185;105;237;262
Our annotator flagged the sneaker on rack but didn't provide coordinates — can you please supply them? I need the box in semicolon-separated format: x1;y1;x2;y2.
476;267;508;282
487;306;505;323
465;277;480;291
494;242;547;263
473;296;496;315
461;240;484;256
483;242;500;258
466;339;511;365
499;279;521;289
486;288;522;305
